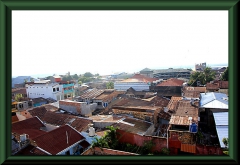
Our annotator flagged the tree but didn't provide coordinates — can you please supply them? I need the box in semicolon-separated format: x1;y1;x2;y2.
84;72;93;77
14;93;23;102
106;82;114;89
72;74;79;80
188;67;216;86
221;67;228;81
222;137;228;148
30;78;34;82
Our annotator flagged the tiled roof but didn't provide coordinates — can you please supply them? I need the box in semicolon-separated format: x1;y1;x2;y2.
157;78;184;86
112;117;152;135
32;125;85;155
15;145;49;155
121;74;158;83
28;106;48;120
12;117;46;139
206;83;219;90
183;90;201;98
78;88;104;99
41;111;92;132
89;115;123;122
94;90;124;102
183;86;206;92
12;88;27;94
12;115;19;123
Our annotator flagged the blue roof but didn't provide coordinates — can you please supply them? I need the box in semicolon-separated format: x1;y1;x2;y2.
200;92;228;108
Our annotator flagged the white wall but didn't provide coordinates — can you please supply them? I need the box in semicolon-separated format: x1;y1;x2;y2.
26;83;62;100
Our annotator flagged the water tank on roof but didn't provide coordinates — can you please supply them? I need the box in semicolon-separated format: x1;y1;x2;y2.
88;124;95;136
20;134;28;142
189;123;198;133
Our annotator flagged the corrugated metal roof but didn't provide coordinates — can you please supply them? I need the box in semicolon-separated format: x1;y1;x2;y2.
213;112;228;125
213;112;228;148
215;126;228;148
200;92;228;109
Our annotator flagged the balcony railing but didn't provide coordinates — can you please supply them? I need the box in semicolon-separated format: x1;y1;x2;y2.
64;89;74;94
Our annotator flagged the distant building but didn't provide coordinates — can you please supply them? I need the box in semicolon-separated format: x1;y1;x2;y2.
195;62;206;71
26;80;62;101
153;68;191;79
114;74;158;91
139;68;154;78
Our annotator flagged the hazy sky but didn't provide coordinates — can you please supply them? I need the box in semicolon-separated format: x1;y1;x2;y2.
12;10;228;77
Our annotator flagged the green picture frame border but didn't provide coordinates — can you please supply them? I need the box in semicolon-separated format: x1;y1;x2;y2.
0;0;238;164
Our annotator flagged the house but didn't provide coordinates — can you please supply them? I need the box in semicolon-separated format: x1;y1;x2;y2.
199;92;228;133
150;78;185;98
12;88;27;100
31;97;48;107
114;74;158;91
112;116;167;153
168;99;199;154
124;87;156;99
206;81;228;95
182;86;206;99
75;88;104;104
59;100;97;116
12;117;88;155
26;80;62;101
58;80;75;99
27;106;93;132
139;68;154;78
153;68;191;79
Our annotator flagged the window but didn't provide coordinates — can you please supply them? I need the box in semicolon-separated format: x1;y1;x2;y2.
57;87;59;91
19;103;23;109
53;88;56;92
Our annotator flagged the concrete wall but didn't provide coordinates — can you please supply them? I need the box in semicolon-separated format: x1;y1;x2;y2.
80;103;97;116
59;100;97;116
59;100;81;115
93;122;116;129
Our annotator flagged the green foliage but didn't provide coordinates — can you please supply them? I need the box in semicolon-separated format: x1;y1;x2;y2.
84;72;93;77
62;75;72;81
92;137;109;148
14;93;23;102
223;151;229;155
161;147;170;155
221;67;228;81
188;67;216;86
106;81;114;89
138;140;155;155
222;137;228;148
78;77;93;83
72;74;79;80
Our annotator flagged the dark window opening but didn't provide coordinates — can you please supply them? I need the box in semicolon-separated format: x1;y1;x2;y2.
53;88;56;92
57;87;59;91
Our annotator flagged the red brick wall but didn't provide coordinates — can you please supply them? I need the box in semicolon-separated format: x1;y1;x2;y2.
116;129;167;152
59;101;81;114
